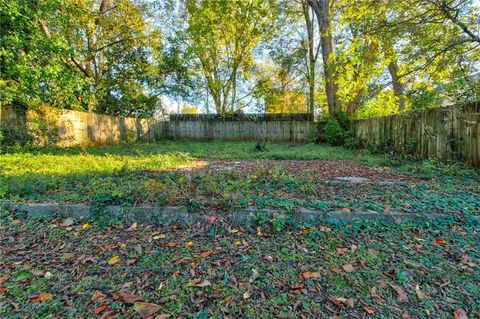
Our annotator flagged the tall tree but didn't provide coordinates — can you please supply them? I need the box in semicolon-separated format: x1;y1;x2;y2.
1;0;164;116
307;0;340;116
301;1;318;115
183;0;277;114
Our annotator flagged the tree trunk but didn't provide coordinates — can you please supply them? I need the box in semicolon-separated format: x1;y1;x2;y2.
308;0;339;116
231;70;237;112
376;4;406;112
346;90;363;115
302;2;315;116
387;60;406;111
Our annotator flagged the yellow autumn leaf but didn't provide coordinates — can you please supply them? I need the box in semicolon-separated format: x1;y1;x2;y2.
234;241;242;246
82;223;90;230
108;255;120;265
187;241;194;247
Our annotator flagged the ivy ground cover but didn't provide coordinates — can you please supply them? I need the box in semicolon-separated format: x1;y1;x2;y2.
0;141;479;215
0;209;479;318
0;141;479;318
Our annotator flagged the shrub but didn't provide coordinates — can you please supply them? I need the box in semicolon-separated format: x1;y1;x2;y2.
369;138;394;154
343;133;363;149
402;138;418;155
332;111;350;130
0;125;33;151
324;119;344;145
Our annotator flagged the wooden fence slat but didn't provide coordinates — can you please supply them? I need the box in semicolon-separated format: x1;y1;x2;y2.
353;106;480;167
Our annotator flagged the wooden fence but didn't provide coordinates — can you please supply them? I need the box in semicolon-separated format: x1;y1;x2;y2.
352;105;480;167
0;106;315;146
0;105;165;147
166;116;315;141
3;105;479;167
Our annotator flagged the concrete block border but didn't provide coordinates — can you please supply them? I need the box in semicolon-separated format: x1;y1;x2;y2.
2;202;451;226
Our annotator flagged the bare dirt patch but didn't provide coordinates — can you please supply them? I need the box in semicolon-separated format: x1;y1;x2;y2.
185;159;415;183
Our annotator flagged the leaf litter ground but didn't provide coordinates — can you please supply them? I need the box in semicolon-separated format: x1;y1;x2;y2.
1;142;479;318
0;211;478;318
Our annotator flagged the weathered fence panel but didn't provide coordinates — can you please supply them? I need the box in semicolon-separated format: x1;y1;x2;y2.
0;105;165;147
352;105;480;167
1;106;315;146
3;104;479;166
165;118;315;142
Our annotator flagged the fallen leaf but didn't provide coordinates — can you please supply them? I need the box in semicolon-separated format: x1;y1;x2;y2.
44;271;53;279
453;309;468;319
233;241;242;246
189;280;212;287
187;241;194;247
103;243;115;250
0;274;9;284
31;269;44;277
167;242;178;248
363;304;376;314
346;298;354;308
0;288;8;296
94;304;107;314
108;255;120;265
82;223;90;230
126;259;137;266
207;215;217;224
290;284;304;291
415;284;426;299
391;285;408;303
155;314;170;319
434;238;447;245
153;234;166;240
91;290;107;302
243;291;251;299
342;264;355;273
99;310;120;319
134;302;161;318
60;218;75;227
199;250;216;258
299;271;321;280
118;292;143;304
329;296;347;305
31;293;53;303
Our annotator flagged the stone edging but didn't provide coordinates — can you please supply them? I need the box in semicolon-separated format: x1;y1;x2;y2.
1;202;454;226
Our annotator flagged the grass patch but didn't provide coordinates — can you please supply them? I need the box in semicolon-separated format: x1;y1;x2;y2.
1;141;478;214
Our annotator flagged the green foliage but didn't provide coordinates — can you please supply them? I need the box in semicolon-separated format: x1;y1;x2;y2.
2;0;480;118
2;141;477;216
343;134;363;150
0;125;33;151
1;206;480;318
369;138;395;154
324;119;344;145
1;0;164;116
175;0;280;114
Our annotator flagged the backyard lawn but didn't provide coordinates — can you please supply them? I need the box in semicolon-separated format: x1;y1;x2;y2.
1;141;479;318
1;141;479;214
